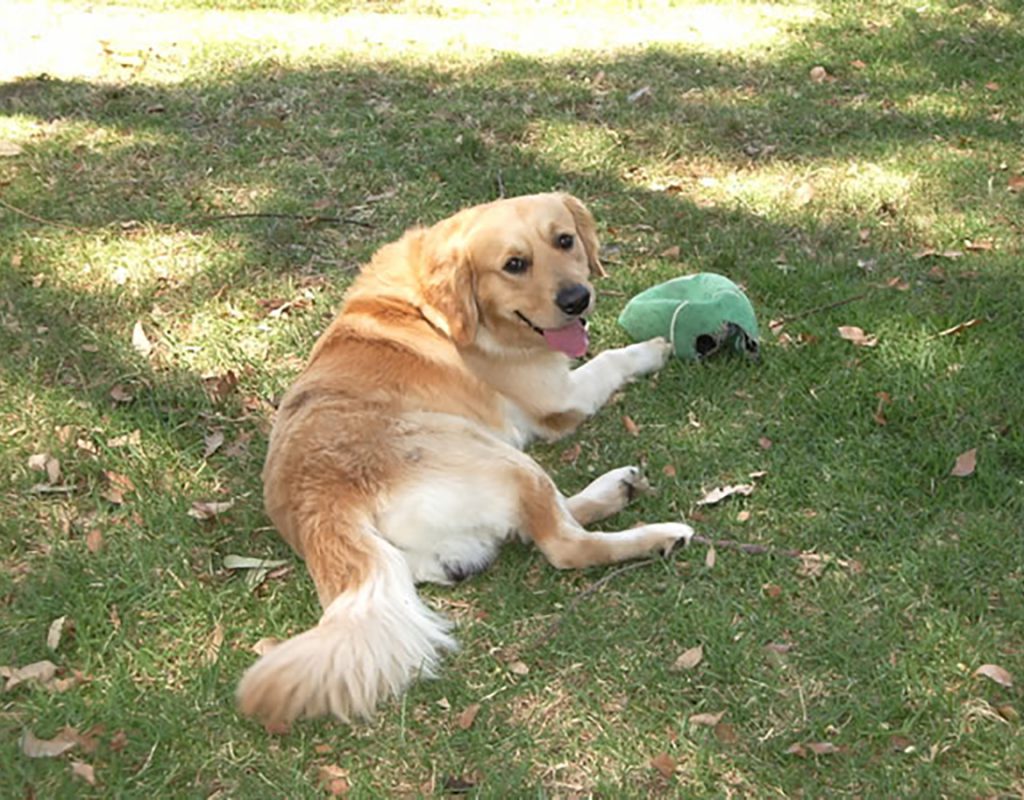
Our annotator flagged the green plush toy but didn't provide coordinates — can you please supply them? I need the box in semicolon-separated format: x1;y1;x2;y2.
618;272;760;361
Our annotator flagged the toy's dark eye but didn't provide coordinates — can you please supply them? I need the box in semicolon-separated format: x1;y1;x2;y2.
503;256;528;275
556;233;574;250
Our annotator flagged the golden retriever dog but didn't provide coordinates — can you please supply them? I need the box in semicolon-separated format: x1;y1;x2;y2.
236;192;694;726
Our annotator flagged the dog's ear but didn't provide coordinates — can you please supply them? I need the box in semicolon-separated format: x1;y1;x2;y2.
560;193;606;277
417;226;479;347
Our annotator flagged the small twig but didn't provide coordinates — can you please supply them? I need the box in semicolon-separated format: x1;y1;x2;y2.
201;212;374;228
0;196;84;231
531;535;804;647
689;534;802;559
771;291;870;328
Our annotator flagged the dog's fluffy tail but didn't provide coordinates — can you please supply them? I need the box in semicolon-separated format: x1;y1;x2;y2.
236;522;456;725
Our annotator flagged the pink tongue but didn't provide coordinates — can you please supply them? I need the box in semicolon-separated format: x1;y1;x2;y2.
542;320;589;357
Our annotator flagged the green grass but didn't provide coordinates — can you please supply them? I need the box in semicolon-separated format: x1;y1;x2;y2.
2;0;1022;796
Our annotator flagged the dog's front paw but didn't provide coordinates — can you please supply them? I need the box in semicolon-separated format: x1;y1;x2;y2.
626;337;672;377
640;522;695;556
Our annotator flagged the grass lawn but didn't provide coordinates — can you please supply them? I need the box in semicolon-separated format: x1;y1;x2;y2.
2;0;1022;796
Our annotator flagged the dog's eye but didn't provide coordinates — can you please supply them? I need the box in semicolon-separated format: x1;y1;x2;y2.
503;257;528;275
556;233;574;250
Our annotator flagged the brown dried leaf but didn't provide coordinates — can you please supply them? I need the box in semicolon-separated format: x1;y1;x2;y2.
714;721;738;745
806;741;841;755
974;663;1014;688
689;710;726;727
672;644;704;671
203;430;225;458
964;239;994;252
109;384;134;404
622;415;640;436
508;660;530;676
20;728;78;758
696;484;754;506
70;761;97;786
202;370;239;404
704;546;717;569
47;616;68;651
188;499;235;520
786;743;807;757
660;245;681;259
808;65;830;83
131;321;153;357
4;659;58;691
837;325;878;347
201;622;225;665
950;448;977;477
109;730;128;752
762;584;784;600
457;703;481;730
937;318;981;337
758;436;773;450
736;510;751;522
650;752;676;778
560;442;582;464
319;764;350;796
86;529;104;553
662;464;677;478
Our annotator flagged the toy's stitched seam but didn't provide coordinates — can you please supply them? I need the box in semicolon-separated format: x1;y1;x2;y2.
668;300;689;354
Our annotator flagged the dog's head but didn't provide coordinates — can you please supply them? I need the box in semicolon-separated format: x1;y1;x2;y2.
417;192;603;356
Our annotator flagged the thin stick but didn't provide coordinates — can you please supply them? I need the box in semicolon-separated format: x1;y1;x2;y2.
771;291;870;327
0;197;84;231
688;534;802;559
201;212;374;228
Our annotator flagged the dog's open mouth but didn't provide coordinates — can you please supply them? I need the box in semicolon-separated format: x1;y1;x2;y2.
515;311;589;358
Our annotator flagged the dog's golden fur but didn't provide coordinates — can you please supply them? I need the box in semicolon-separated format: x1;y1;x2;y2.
237;193;692;725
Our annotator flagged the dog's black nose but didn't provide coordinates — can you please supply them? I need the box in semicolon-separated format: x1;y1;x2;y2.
555;284;591;317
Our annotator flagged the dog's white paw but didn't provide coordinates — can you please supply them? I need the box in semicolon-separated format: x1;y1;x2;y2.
627;337;672;376
645;522;695;556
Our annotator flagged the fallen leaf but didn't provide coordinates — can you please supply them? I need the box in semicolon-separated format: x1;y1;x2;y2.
705;546;717;569
937;318;981;337
950;448;977;477
622;415;640;436
758;436;772;450
996;704;1019;722
189;499;235;520
837;325;878;347
889;735;914;753
47;616;68;651
86;529;104;553
672;644;704;671
70;761;97;786
203;430;225;458
131;321;153;357
736;510;751;522
850;59;867;69
508;660;530;676
560;442;582;464
964;239;994;252
793;182;815;207
886;277;910;291
202;370;239;404
4;660;58;691
808;65;831;83
109;730;128;752
786;743;807;757
224;554;288;571
201;622;224;665
696;484;754;506
985;81;1000;91
627;85;652;104
108;430;141;448
457;703;481;730
650;752;676;778
662;464;677;478
660;245;681;259
806;741;841;755
714;721;738;745
762;584;783;600
764;641;793;654
689;710;726;727
797;552;827;578
20;729;78;758
318;764;350;796
974;663;1013;688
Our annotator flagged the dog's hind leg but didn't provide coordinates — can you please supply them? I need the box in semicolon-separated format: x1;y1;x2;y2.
565;466;650;526
518;469;693;568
